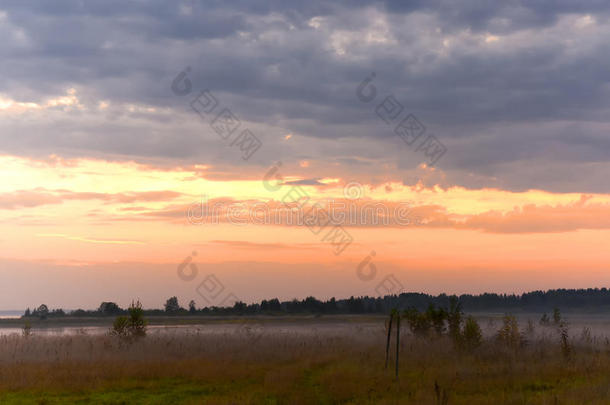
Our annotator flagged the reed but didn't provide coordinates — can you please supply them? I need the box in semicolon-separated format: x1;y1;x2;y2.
0;318;608;404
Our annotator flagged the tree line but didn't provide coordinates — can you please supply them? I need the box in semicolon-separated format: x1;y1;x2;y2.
21;288;610;319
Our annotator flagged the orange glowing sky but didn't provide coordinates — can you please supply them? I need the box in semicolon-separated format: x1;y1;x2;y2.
1;154;609;309
1;2;610;310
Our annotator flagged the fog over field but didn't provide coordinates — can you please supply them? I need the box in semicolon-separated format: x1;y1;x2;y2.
2;0;610;403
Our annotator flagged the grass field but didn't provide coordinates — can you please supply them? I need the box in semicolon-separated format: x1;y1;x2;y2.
0;317;609;404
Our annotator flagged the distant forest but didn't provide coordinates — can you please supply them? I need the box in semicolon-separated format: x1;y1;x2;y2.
22;288;610;319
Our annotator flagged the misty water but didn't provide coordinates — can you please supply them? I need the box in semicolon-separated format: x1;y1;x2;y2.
0;322;380;338
1;313;610;339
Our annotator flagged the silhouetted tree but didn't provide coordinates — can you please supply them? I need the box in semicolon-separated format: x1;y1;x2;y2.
447;297;463;343
99;302;122;316
233;301;247;313
164;296;180;313
33;304;49;320
50;308;65;317
268;298;281;311
553;307;562;325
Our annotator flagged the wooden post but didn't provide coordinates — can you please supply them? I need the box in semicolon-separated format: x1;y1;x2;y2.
385;311;393;369
395;314;400;379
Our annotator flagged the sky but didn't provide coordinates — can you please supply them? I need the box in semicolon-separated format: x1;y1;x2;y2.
1;1;609;310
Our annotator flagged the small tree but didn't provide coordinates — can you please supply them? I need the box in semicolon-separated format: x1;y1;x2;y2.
426;304;447;335
552;307;562;325
188;300;197;314
462;316;483;351
127;300;147;337
447;297;463;346
111;316;130;338
496;314;522;349
403;307;432;337
111;300;147;341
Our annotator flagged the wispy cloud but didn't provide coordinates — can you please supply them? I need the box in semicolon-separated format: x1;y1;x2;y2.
0;189;183;209
35;233;145;245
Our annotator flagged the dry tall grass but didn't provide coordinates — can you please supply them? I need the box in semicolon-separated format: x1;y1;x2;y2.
0;321;608;404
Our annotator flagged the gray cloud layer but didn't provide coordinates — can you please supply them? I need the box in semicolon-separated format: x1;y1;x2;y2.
1;1;610;192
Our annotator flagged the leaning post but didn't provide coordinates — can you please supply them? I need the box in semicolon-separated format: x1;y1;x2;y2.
385;310;394;369
395;314;400;379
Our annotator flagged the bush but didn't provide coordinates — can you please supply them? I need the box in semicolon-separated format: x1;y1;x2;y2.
401;299;484;352
111;300;147;341
496;314;523;349
111;316;130;338
462;316;482;351
22;321;32;338
426;304;447;335
403;307;433;337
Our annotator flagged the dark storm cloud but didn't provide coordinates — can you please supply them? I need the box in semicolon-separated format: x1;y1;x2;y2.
382;0;610;31
0;0;609;192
